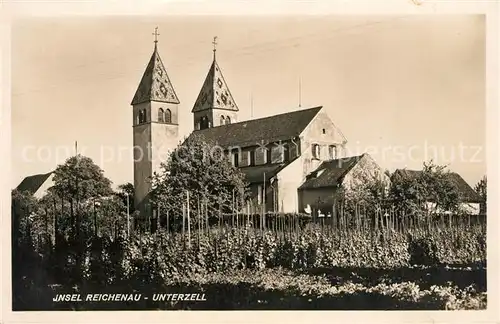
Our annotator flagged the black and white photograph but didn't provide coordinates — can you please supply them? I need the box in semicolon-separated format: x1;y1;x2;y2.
3;2;499;319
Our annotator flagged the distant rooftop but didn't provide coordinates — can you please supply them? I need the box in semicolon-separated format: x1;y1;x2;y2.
392;169;482;203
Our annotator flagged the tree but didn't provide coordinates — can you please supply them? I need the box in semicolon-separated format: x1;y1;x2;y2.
342;170;390;208
48;154;114;283
38;191;67;242
50;154;113;237
115;182;135;213
11;189;39;249
389;161;461;222
51;154;113;200
336;169;391;229
93;196;127;239
151;135;249;227
474;175;487;214
11;189;46;310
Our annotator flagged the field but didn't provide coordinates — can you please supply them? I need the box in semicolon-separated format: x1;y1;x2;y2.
13;216;487;311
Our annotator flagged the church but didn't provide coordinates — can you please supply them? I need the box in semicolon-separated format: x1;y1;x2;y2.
131;34;386;217
13;31;483;221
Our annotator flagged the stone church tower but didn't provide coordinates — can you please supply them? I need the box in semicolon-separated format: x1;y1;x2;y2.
192;37;239;130
131;36;180;216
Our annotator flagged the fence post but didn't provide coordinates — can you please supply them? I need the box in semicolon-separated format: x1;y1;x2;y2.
232;189;235;227
157;204;161;233
187;191;191;249
93;199;98;237
166;209;169;234
182;201;185;238
205;199;209;235
197;195;201;244
218;203;222;228
236;199;239;229
53;198;58;247
246;201;250;228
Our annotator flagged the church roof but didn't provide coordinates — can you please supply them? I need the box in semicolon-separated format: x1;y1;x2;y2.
299;154;365;190
191;58;238;113
15;171;54;195
131;44;180;106
187;106;323;148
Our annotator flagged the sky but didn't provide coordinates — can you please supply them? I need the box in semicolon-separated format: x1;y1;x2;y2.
11;15;486;189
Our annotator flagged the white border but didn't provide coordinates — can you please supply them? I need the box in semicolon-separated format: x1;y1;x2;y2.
1;1;499;324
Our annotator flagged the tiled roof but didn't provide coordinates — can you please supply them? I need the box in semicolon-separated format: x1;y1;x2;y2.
392;169;482;203
131;45;180;105
186;106;322;148
15;172;53;195
192;58;238;113
298;154;365;190
447;172;483;203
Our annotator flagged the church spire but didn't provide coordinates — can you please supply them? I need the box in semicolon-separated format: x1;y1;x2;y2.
191;37;238;113
131;28;180;106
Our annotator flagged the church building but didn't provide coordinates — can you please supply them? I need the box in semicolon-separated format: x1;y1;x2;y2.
130;34;383;216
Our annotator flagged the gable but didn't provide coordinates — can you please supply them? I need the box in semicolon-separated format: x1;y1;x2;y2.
300;110;347;145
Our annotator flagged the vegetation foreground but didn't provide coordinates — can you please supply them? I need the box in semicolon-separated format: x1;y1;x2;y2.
11;150;488;310
14;225;486;310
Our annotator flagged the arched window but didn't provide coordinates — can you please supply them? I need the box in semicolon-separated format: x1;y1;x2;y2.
220;115;225;126
165;109;172;124
139;110;144;124
142;109;147;123
226;116;231;124
312;144;320;159
158;108;165;123
328;145;337;160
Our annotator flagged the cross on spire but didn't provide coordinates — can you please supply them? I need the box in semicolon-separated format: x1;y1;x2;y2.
152;27;160;45
212;36;218;59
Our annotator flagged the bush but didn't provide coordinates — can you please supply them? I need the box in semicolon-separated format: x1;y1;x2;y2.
407;227;485;266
